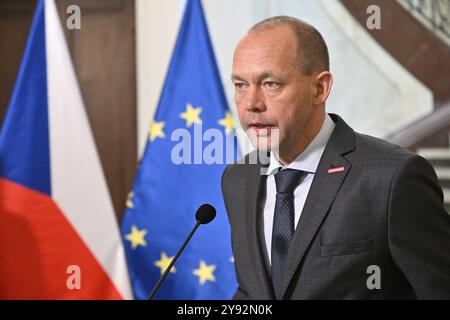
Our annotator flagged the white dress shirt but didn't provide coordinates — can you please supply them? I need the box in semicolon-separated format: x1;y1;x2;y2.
263;114;336;265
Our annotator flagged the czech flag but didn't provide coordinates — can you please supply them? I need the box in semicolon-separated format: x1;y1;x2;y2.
0;0;132;299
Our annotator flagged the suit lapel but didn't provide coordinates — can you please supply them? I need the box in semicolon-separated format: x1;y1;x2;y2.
280;114;356;298
244;162;274;299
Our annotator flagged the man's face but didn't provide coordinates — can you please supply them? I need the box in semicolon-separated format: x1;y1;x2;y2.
232;26;315;154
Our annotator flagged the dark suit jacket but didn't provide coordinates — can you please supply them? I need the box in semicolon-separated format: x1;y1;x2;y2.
221;113;450;299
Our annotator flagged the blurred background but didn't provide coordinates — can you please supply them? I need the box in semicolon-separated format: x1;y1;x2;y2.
1;0;449;220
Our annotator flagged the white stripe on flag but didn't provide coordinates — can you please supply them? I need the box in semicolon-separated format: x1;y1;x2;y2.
45;0;132;299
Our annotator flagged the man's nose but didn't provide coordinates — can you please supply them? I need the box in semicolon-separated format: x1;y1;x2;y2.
245;87;266;112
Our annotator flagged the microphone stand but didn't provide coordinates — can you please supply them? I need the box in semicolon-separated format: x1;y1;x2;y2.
147;220;201;300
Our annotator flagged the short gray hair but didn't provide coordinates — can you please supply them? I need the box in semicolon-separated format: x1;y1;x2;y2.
249;16;330;75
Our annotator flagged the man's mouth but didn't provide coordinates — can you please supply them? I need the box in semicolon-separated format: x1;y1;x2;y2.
248;123;275;135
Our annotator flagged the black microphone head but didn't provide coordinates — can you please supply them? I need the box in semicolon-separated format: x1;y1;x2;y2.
195;204;216;224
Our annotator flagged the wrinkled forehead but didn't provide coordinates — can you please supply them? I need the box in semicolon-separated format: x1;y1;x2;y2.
236;27;297;53
233;27;298;67
232;33;298;78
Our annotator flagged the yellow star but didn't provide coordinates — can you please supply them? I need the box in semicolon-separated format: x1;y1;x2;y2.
125;225;147;250
149;120;165;141
193;260;216;285
154;252;176;275
180;103;202;128
126;191;135;208
218;111;236;134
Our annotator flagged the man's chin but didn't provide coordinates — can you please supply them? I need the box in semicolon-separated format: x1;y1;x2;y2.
246;127;280;153
248;139;281;159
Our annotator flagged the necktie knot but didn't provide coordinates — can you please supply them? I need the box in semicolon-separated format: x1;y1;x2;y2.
274;169;306;194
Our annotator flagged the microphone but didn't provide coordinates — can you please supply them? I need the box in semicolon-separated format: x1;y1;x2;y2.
196;203;216;224
147;204;216;300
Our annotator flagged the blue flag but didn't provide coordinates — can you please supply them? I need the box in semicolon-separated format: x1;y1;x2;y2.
121;0;239;299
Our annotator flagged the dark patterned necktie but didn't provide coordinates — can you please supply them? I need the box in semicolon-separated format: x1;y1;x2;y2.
271;168;306;299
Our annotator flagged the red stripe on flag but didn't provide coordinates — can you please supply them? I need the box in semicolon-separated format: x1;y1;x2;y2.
0;178;122;299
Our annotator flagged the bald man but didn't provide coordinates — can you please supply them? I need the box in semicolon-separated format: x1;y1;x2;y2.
221;16;450;300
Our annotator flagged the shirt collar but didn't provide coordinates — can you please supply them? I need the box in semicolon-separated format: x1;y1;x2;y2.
265;114;336;176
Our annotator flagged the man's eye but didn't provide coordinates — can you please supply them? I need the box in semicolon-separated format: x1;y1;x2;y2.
264;81;280;89
234;83;247;90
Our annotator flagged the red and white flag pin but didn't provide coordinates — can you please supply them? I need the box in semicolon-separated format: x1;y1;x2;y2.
328;166;345;174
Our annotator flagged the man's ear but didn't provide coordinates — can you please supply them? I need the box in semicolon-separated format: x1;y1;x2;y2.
313;71;333;106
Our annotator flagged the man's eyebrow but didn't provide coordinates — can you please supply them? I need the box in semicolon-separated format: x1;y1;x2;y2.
231;74;245;82
259;71;278;80
231;71;279;82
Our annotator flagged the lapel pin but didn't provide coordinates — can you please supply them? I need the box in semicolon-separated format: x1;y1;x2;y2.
328;166;345;174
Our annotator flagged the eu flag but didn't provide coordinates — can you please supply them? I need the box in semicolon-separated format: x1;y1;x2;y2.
121;0;238;299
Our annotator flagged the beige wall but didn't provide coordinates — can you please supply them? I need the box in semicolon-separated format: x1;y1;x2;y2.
135;0;182;156
135;0;433;158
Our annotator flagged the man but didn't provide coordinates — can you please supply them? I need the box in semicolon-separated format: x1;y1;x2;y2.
222;16;450;299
